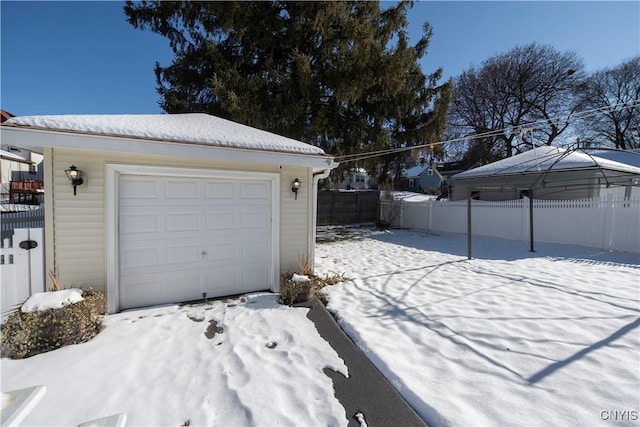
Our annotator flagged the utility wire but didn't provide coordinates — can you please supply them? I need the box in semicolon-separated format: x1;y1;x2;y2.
333;99;640;163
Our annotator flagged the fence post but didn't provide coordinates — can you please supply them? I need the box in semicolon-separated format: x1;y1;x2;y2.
467;189;472;260
602;193;614;250
521;197;528;242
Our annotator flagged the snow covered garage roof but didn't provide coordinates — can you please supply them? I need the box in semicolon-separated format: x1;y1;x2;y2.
449;146;640;190
3;113;326;156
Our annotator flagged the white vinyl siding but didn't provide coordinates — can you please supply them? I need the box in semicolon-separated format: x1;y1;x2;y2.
279;167;311;274
51;149;105;288
49;148;311;301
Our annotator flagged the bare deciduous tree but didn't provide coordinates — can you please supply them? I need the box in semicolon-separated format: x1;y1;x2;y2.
577;56;640;150
447;43;585;165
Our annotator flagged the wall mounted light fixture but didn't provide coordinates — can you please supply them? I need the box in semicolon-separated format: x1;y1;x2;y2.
65;165;84;196
291;178;301;200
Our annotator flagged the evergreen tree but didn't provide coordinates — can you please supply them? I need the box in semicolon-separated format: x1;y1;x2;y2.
124;1;451;182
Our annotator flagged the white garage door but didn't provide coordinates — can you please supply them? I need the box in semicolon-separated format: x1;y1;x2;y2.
119;174;272;310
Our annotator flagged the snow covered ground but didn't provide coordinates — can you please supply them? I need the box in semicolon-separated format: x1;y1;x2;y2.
1;294;348;426
316;228;640;427
3;228;638;426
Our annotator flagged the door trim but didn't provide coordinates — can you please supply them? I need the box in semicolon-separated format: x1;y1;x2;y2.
106;164;280;313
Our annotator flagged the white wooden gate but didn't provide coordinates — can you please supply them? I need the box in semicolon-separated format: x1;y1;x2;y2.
1;228;44;321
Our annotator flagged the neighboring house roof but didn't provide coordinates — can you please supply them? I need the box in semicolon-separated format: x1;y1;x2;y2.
587;148;640;168
3;113;325;156
0;110;15;123
404;164;431;179
403;164;445;184
436;160;467;177
449;146;640;191
0;149;33;164
452;146;640;179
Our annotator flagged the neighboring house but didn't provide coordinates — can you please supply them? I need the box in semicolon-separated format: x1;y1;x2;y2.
1;109;14;123
435;160;467;181
1;113;337;313
589;149;640;199
399;164;444;193
398;159;469;194
339;168;373;190
0;148;44;203
1;110;44;202
448;146;640;201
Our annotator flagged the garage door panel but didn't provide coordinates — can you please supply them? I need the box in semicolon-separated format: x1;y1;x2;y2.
205;182;236;199
205;242;238;263
236;199;272;208
203;274;245;297
242;263;270;291
241;211;270;228
165;212;201;232
241;182;269;199
241;239;269;260
167;243;202;265
165;179;200;199
121;246;163;270
119;173;273;310
205;211;237;230
120;212;161;234
121;273;202;310
120;178;159;200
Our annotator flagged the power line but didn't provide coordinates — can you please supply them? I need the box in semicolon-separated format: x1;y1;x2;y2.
333;98;640;163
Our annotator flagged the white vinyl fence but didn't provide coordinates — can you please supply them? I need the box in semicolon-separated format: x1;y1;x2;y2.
1;228;44;320
382;195;640;253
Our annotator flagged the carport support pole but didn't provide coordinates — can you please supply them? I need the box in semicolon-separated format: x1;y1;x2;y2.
529;189;535;253
467;187;472;260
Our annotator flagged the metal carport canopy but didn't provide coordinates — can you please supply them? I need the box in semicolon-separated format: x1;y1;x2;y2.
448;146;640;259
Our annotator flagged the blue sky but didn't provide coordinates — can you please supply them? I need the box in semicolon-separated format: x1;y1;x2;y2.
1;1;638;116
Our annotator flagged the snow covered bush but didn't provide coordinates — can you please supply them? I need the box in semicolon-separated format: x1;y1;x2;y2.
279;272;348;305
378;184;400;228
1;289;105;359
279;272;316;305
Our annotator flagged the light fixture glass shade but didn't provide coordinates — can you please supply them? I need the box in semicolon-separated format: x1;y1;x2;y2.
292;178;301;200
65;165;84;196
65;165;81;181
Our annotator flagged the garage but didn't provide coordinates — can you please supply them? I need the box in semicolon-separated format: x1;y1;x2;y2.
118;170;276;310
2;112;337;313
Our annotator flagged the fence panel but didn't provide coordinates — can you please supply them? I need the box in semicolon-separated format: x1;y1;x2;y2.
399;202;431;230
383;196;639;253
1;207;44;239
532;198;608;249
609;197;640;253
430;201;467;233
318;191;379;225
470;199;526;241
